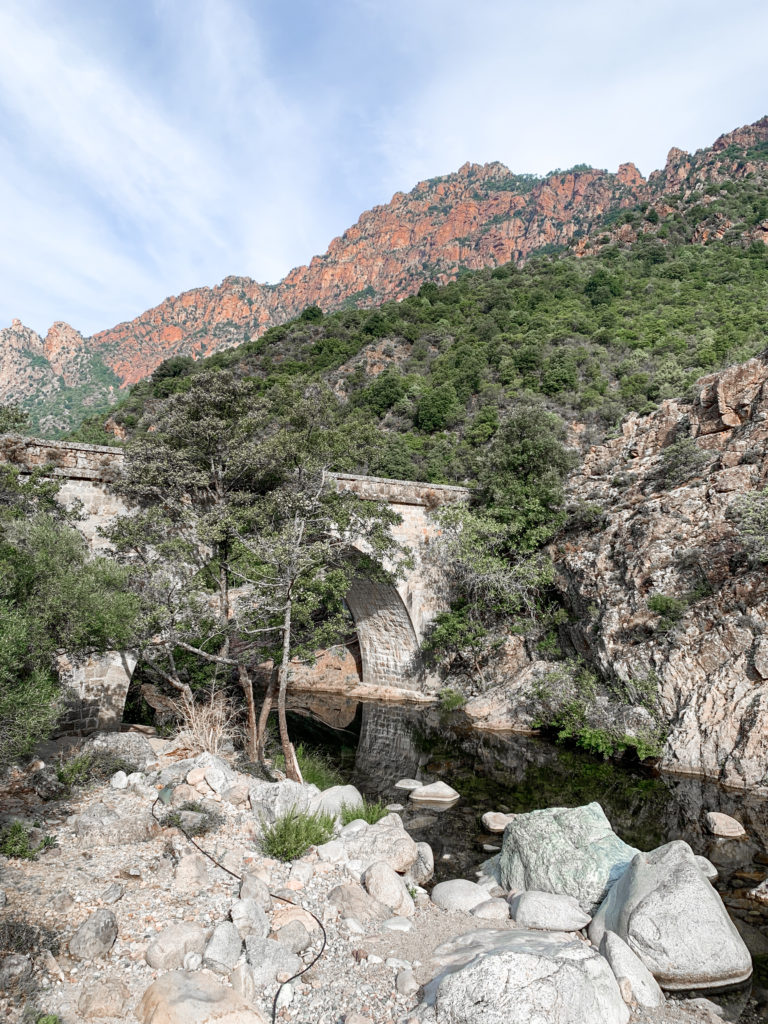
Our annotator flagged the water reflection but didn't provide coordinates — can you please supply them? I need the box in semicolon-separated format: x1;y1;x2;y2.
284;695;768;1019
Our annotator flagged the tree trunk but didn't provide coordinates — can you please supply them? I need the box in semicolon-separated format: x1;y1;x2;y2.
277;596;302;782
238;664;257;762
255;666;278;771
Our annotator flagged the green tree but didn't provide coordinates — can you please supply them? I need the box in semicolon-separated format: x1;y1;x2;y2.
107;372;403;776
0;455;138;766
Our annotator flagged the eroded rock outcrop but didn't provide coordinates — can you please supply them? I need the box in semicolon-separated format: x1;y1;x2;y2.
558;355;768;790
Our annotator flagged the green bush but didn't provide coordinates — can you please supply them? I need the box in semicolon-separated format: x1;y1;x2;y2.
55;751;138;794
340;798;388;826
260;807;335;861
647;594;687;629
438;687;467;712
274;743;342;791
0;822;56;860
661;436;709;486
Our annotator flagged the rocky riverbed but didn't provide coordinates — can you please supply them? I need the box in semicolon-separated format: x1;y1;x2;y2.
0;730;766;1024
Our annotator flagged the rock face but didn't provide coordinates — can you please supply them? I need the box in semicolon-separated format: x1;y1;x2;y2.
424;928;629;1024
589;841;752;990
556;354;768;790
499;803;639;913
7;117;767;433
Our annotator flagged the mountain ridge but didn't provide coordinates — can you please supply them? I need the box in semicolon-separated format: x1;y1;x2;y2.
3;115;767;434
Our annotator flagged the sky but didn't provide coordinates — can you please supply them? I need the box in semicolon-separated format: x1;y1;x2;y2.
0;0;767;337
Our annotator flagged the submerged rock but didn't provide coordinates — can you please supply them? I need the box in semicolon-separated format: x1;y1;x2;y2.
589;841;752;990
499;803;639;913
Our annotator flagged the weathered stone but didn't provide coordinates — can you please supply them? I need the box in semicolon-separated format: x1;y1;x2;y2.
83;729;155;770
138;970;267;1024
30;766;66;800
482;811;516;833
244;936;301;988
471;898;510;921
328;881;390;923
409;781;460;804
230;898;269;940
394;779;423;791
589;841;752;989
403;841;434;887
223;783;249;806
145;922;207;970
396;968;420;996
239;872;271;909
705;812;747;838
230;963;256;1002
342;813;418;872
73;801;160;846
69;909;118;960
499;803;639;913
309;784;364;818
248;778;321;823
110;769;128;789
475;853;503;891
424;928;629;1024
363;861;415;917
316;839;347;863
78;979;131;1018
203;922;242;974
599;930;665;1009
275;919;311;954
508;891;591;931
431;879;489;913
101;881;124;904
696;855;719;881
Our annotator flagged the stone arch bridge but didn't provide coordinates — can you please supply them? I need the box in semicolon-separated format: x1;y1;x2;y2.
1;436;468;733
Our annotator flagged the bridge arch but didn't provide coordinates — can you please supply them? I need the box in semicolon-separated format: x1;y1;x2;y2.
1;436;468;731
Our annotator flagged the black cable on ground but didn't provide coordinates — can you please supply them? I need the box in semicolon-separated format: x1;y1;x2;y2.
151;791;328;1024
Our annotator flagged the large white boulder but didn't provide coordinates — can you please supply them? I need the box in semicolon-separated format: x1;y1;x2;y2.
309;784;364;819
589;841;752;990
508;891;591;931
363;862;414;917
431;879;489;913
423;928;628;1024
499;802;638;913
248;779;321;823
341;813;418;872
410;781;460;805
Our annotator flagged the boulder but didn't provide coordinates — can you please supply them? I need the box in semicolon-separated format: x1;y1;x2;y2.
499;803;639;913
138;970;267;1024
431;879;489;913
239;872;272;909
203;922;243;974
145;922;207;970
328;882;390;923
423;928;629;1024
0;953;32;993
403;841;434;886
589;841;752;990
599;930;665;1009
509;891;591;931
195;752;238;795
69;909;118;960
410;781;460;805
363;862;415;917
696;855;719;882
73;801;159;847
705;812;747;839
230;899;269;940
244;936;301;988
341;813;418;872
482;812;516;834
110;770;128;789
309;784;364;818
275;919;311;954
471;899;510;921
249;778;321;823
78;979;131;1018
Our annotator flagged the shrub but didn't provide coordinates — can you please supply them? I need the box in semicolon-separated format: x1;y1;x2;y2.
260;808;335;861
438;687;467;712
0;915;59;956
55;751;137;793
661;436;709;486
0;822;56;860
170;689;241;756
160;802;224;837
340;798;388;826
274;743;342;791
647;594;687;630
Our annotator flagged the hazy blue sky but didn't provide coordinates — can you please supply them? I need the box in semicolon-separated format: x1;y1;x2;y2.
1;0;766;335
